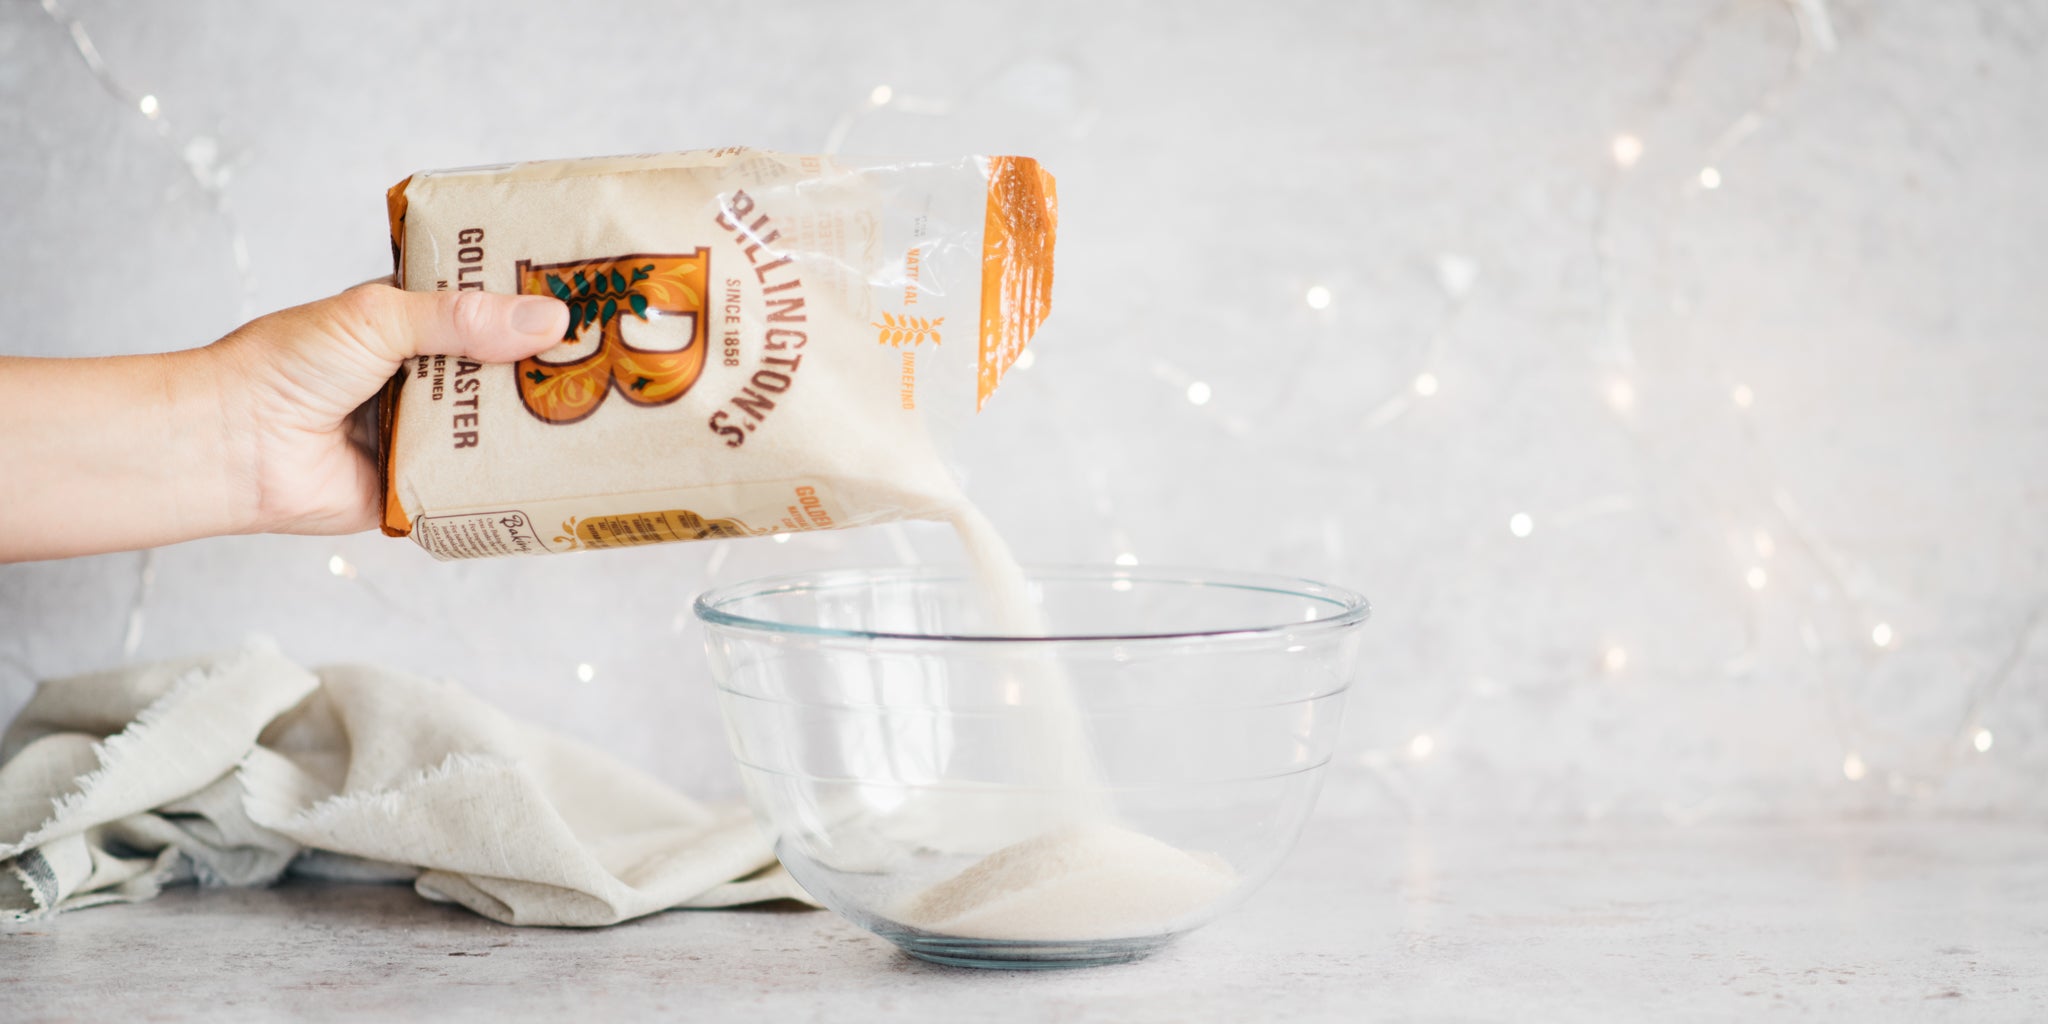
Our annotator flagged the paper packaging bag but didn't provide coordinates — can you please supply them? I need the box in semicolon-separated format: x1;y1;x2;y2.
376;149;1055;560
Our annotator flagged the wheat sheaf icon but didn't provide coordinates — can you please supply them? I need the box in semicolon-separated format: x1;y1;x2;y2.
871;312;944;346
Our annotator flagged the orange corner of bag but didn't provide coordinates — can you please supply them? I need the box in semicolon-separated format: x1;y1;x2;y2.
384;174;413;282
376;369;412;538
377;175;416;538
977;156;1058;410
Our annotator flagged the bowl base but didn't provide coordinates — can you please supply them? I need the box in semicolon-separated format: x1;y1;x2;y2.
880;931;1177;970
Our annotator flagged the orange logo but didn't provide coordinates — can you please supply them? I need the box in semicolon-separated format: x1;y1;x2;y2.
515;251;710;424
870;312;944;346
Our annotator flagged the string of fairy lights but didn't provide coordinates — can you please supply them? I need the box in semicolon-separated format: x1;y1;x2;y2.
34;0;2023;817
1324;0;2013;803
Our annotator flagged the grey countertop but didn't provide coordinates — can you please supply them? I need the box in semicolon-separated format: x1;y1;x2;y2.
7;818;2045;1022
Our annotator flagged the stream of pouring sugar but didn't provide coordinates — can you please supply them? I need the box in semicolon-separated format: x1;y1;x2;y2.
803;505;1111;866
940;505;1113;826
883;506;1236;940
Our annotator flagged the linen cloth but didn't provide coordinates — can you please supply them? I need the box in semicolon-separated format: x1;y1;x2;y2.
0;643;812;925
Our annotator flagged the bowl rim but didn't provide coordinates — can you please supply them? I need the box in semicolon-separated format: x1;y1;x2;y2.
691;564;1371;644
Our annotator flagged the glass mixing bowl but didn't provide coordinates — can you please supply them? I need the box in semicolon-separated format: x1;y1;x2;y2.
695;565;1368;969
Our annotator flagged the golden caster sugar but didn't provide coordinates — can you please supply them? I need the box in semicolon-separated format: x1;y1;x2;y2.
376;148;1055;560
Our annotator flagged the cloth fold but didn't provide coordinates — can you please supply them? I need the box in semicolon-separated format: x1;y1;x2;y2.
0;643;812;926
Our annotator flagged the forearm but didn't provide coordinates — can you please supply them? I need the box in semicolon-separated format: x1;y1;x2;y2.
1;285;562;561
0;347;254;561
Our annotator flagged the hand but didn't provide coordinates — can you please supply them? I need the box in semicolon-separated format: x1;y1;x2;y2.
210;283;569;535
0;283;568;562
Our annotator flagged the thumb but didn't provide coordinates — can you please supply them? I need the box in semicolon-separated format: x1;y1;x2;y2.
348;284;569;363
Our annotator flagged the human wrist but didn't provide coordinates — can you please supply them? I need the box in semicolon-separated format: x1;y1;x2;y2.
171;341;265;538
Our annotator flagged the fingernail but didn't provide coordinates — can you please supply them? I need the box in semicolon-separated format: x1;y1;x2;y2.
510;295;567;335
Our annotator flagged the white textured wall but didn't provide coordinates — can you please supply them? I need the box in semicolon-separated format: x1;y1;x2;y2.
3;0;2043;822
